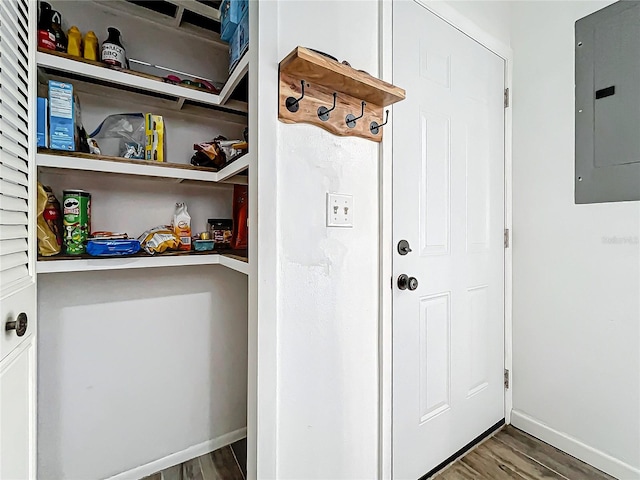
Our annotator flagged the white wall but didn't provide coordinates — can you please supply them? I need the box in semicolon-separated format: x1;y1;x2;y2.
38;266;248;480
510;3;640;478
273;1;380;478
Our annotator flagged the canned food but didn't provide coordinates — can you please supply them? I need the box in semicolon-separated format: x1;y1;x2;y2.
63;190;91;255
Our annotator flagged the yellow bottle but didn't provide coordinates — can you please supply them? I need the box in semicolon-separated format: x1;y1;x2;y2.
83;31;99;61
67;26;82;57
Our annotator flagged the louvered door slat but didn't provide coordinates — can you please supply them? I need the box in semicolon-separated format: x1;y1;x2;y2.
1;2;28;39
0;119;29;150
0;211;28;226
0;238;28;257
0;45;29;81
0;8;28;52
0;107;29;139
0;165;28;187
0;180;28;200
0;0;31;292
0;151;28;174
0;86;29;121
0;252;28;272
0;225;27;241
0;195;28;213
0;137;28;165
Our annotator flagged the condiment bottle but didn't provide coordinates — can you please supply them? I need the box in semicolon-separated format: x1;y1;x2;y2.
83;31;99;61
50;9;67;52
67;26;82;57
101;27;126;67
37;2;56;50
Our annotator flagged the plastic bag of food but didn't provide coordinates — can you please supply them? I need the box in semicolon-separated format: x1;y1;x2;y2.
88;113;145;158
87;239;140;256
37;182;62;256
137;226;180;254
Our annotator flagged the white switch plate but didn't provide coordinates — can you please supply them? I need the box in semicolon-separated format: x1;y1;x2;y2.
326;193;353;227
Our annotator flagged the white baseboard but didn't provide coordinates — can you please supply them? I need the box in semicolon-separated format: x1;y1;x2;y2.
511;410;639;480
104;427;247;480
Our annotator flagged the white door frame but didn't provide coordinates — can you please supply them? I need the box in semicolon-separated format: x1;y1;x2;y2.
378;1;514;478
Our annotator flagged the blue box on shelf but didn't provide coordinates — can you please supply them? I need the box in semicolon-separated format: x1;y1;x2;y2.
37;97;48;148
220;0;248;42
229;11;249;74
48;80;75;151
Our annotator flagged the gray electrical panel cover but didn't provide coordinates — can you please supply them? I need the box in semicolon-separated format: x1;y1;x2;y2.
575;1;640;203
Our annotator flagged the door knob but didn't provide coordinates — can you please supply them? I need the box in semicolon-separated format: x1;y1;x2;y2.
397;274;419;291
397;240;412;256
5;312;28;337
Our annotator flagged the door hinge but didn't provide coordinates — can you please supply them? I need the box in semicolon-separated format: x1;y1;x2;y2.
504;228;510;248
504;369;510;389
504;88;510;108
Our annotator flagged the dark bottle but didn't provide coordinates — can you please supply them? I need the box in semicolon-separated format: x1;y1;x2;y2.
101;27;126;67
37;2;56;50
50;9;67;52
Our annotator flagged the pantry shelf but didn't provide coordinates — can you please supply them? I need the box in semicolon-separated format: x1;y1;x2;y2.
36;49;249;111
37;251;249;275
37;150;250;184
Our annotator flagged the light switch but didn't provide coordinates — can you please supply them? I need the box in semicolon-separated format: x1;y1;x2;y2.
326;193;353;227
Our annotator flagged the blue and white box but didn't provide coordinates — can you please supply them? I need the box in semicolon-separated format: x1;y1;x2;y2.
37;97;48;148
220;0;248;42
229;11;248;74
48;80;75;151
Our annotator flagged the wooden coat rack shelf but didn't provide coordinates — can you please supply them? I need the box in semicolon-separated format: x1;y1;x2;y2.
278;47;406;142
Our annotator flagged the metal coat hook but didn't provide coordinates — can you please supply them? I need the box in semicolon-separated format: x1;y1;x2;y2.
370;110;389;135
286;80;307;113
346;101;366;128
317;92;338;121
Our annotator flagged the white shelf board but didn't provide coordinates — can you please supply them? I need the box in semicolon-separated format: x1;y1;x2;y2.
217;154;250;182
36;51;249;110
37;152;250;183
37;253;248;275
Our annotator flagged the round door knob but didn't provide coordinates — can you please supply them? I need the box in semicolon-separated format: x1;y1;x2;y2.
408;277;419;291
397;274;419;291
6;312;28;337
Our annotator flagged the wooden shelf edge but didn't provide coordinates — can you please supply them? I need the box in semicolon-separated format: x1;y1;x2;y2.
37;252;248;275
37;150;251;183
279;46;406;107
37;151;220;182
37;49;248;111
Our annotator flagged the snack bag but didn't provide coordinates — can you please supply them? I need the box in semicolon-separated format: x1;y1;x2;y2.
173;203;192;251
37;182;62;256
138;226;180;254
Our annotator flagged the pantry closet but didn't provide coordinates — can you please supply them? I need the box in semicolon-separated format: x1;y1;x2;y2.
32;1;252;478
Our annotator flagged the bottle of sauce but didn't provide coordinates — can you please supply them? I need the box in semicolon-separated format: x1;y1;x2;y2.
101;27;126;67
37;2;56;50
83;31;99;61
50;9;67;52
66;26;82;57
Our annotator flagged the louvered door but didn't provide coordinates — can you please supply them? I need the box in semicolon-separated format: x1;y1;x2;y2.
0;1;37;479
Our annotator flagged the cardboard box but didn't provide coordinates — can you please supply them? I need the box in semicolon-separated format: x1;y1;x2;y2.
48;80;75;151
37;97;48;148
229;11;249;74
145;113;164;162
220;0;248;42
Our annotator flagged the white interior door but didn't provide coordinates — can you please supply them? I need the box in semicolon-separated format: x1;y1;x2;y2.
0;0;37;478
392;2;506;478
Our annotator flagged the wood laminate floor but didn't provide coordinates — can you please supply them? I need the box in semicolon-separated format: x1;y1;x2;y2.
433;426;616;480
